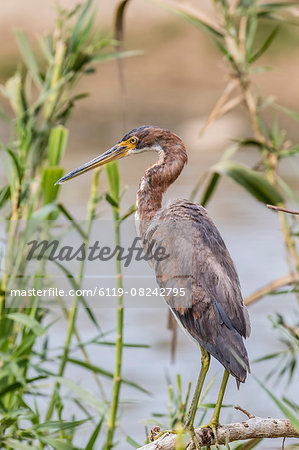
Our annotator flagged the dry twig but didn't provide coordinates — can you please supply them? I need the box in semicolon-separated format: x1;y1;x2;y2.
234;405;255;419
267;204;299;216
244;274;299;306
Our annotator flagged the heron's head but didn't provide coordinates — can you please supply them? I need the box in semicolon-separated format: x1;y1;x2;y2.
55;126;187;185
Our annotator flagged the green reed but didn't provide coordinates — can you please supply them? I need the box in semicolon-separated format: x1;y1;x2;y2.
0;1;141;448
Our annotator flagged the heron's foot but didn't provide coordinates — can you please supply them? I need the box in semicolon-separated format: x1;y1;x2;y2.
153;427;200;450
200;419;220;449
152;428;177;441
184;424;201;450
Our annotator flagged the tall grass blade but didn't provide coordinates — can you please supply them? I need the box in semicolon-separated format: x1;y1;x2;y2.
0;185;10;208
68;357;150;393
70;0;93;53
200;173;221;207
89;49;142;63
5;313;46;336
14;29;42;87
57;203;88;240
85;416;104;450
39;437;74;450
55;376;107;415
52;260;101;331
273;103;299;122
255;376;299;432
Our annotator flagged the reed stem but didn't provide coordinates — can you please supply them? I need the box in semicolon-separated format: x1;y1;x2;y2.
105;172;124;450
46;168;100;421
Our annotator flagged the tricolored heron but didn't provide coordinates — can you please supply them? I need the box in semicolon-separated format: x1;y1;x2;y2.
56;126;250;447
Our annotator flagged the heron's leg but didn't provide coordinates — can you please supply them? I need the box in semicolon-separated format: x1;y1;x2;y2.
154;347;209;449
184;345;210;430
209;369;229;427
202;369;229;449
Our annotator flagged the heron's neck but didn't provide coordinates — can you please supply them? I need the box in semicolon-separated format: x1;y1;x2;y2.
136;150;186;221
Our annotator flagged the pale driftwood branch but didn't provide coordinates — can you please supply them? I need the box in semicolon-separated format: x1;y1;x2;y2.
138;418;299;449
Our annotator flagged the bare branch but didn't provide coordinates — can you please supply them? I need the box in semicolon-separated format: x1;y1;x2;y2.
160;0;225;36
267;204;299;216
234;405;255;419
199;79;239;136
139;418;299;449
244;273;299;306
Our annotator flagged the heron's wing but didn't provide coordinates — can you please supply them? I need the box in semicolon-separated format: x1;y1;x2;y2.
142;199;250;382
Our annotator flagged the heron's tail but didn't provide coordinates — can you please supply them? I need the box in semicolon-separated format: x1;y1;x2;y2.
204;327;250;384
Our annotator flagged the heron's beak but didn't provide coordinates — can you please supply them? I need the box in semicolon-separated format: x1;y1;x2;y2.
55;143;130;185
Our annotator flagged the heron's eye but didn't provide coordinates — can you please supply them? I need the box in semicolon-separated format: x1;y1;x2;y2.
130;137;138;145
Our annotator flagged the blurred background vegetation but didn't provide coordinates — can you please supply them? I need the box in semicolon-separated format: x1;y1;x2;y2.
0;0;298;449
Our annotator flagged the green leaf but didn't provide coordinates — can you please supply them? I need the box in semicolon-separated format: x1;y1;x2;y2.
106;161;120;201
39;437;74;450
51;261;100;331
282;397;299;414
200;173;220;207
249;26;279;63
255;377;299;432
0;184;10;208
68;357;149;394
249;65;274;73
5;148;23;183
55;376;107;415
120;204;136;222
57;203;87;240
5;313;45;336
212;161;284;205
89;49;143;63
34;418;87;431
4;440;39;450
273;103;299;122
85;416;104;450
237;138;265;149
48;125;69;166
70;0;93;53
211;38;233;62
126;435;142;448
105;192;119;208
38;35;52;62
276;176;299;206
245;13;257;57
31;203;58;221
41;167;64;204
259;2;297;12
30;72;73;114
278;145;299;158
14;29;42;87
0;381;23;398
254;351;283;363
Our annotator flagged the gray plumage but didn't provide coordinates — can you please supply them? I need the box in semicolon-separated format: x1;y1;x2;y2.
141;199;250;383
